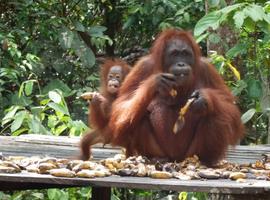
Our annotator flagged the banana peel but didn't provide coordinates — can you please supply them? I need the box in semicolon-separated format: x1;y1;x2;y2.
173;97;195;134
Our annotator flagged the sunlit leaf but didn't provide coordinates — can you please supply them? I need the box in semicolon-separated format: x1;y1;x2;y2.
195;32;209;43
243;4;265;22
42;79;72;97
179;191;188;200
194;11;222;36
47;102;69;115
24;80;35;96
49;91;62;103
28;116;50;135
241;108;256;124
220;3;245;14
11;110;27;132
31;106;44;118
233;11;246;28
55;124;67;136
12;128;28;136
2;106;21;125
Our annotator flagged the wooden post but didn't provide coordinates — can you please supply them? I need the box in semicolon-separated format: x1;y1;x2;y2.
91;187;111;200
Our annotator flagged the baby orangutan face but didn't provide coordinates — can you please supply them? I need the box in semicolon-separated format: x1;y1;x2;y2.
106;65;124;94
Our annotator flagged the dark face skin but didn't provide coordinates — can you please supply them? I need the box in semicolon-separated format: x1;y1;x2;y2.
107;65;123;94
163;38;195;86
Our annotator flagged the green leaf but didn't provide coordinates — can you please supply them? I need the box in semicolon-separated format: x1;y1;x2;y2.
59;27;74;49
28;116;50;135
31;192;44;199
72;32;95;67
12;128;28;136
233;11;246;28
47;102;69;115
42;79;72;97
194;3;246;37
88;25;107;37
2;106;21;125
226;43;248;58
31;106;44;117
11;110;27;132
47;189;58;200
220;3;245;15
47;189;69;200
263;13;270;24
194;11;222;36
241;108;256;124
24;80;35;96
195;32;209;43
247;79;262;98
11;92;33;106
260;84;270;113
232;80;247;96
243;4;265;22
18;82;25;97
208;0;220;8
55;124;67;136
179;191;188;200
74;21;85;32
123;16;135;30
48;115;58;129
40;99;51;106
49;91;62;103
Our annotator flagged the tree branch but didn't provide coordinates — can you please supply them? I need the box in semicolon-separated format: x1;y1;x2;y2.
77;31;97;55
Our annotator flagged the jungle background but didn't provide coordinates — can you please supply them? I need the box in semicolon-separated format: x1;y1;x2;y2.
0;0;269;199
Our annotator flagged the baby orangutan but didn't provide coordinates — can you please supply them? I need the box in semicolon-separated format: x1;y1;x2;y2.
79;58;130;160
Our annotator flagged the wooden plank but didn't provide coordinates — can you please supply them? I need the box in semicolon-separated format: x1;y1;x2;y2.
0;135;121;160
0;172;270;194
0;135;269;163
1;135;270;199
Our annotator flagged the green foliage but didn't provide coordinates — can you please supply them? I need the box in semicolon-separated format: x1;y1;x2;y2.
59;27;96;68
179;191;208;200
2;0;269;199
195;1;270;144
118;0;205;50
1;80;88;136
0;187;91;200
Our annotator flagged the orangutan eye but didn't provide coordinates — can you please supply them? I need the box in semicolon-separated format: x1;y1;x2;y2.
181;49;190;56
171;49;180;56
108;74;113;79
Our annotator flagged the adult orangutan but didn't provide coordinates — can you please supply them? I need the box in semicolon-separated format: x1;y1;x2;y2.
80;58;130;160
109;29;244;166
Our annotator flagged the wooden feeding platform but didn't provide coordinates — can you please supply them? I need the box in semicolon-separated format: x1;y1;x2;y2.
0;134;270;200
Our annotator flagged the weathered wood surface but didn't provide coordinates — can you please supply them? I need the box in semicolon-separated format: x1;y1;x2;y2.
0;172;270;195
1;134;270;199
0;134;121;160
0;134;269;163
